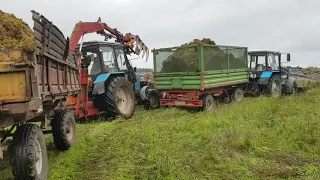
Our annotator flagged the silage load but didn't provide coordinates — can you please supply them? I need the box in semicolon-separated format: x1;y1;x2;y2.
161;38;245;73
0;10;36;52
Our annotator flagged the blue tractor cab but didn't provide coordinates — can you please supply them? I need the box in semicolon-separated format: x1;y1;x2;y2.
80;41;159;111
246;51;297;97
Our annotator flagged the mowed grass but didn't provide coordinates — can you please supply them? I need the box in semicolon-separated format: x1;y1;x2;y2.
1;88;320;179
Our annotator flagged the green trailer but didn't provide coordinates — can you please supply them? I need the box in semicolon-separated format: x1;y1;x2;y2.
152;44;249;110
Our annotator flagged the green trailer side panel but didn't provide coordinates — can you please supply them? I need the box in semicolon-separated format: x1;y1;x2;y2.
203;69;249;89
155;73;201;90
155;69;248;90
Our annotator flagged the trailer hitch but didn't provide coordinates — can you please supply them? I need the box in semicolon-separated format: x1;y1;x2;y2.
0;103;10;114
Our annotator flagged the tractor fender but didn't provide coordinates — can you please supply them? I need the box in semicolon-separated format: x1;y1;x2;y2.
140;86;149;101
92;72;125;95
92;82;105;95
258;71;280;85
283;77;296;93
258;71;273;85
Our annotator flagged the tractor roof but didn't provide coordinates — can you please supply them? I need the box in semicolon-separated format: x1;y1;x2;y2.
77;41;124;49
248;50;281;56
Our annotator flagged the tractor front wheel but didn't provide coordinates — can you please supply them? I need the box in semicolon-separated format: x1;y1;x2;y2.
267;75;281;97
144;90;160;110
291;81;298;95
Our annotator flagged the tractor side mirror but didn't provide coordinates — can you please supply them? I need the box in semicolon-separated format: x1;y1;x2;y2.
134;67;137;72
287;54;291;62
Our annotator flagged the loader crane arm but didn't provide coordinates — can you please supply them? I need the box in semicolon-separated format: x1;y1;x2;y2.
69;21;149;60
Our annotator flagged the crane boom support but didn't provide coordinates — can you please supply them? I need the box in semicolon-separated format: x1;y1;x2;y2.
69;21;149;61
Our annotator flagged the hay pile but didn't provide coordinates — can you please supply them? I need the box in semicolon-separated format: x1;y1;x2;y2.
160;38;245;73
0;10;36;52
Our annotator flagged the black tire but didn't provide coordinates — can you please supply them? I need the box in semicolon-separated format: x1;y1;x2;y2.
291;81;298;95
231;88;244;102
51;109;77;151
8;124;48;180
267;75;281;97
201;94;216;111
145;90;160;110
102;76;135;119
221;94;232;104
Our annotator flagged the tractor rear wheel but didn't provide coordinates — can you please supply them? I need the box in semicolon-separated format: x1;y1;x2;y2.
8;124;48;180
201;94;217;111
52;109;77;151
267;75;281;97
103;77;135;119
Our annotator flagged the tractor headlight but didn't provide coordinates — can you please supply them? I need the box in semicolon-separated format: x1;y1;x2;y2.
250;73;256;78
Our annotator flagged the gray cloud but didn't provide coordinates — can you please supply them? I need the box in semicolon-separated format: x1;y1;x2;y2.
1;0;319;67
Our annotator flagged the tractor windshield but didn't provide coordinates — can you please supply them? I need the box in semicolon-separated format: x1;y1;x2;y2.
101;47;117;72
268;54;279;70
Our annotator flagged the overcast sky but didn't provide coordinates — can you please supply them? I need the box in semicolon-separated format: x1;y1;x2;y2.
1;0;319;68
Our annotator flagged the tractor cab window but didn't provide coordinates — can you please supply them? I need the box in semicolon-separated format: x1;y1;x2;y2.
101;46;117;72
84;51;101;75
253;56;266;71
249;56;256;70
268;54;279;70
115;49;127;71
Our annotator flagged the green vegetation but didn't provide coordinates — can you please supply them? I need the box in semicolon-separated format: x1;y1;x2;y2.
1;88;320;179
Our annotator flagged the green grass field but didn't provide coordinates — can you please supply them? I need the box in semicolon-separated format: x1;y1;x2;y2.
1;88;320;180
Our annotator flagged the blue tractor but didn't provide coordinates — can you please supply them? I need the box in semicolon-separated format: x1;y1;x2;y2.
80;41;159;118
245;51;298;97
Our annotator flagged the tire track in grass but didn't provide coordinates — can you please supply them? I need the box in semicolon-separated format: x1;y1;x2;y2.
48;122;118;180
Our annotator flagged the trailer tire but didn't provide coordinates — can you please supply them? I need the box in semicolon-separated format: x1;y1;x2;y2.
8;124;48;180
103;76;135;119
267;75;281;97
201;94;216;111
231;88;244;102
52;109;76;151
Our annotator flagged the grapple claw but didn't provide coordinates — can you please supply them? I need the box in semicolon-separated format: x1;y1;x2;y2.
145;49;149;62
128;34;149;61
139;41;143;52
135;35;140;45
134;45;140;55
141;46;146;59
